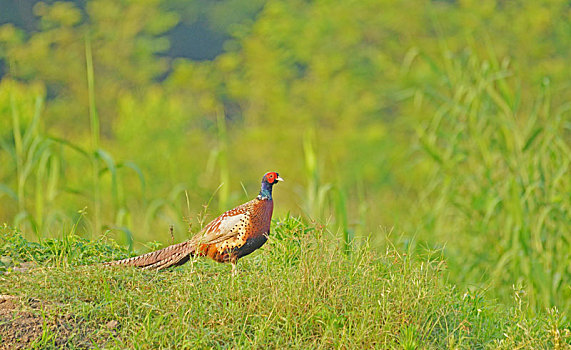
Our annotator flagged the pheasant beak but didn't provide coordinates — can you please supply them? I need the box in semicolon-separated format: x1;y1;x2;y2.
276;176;284;182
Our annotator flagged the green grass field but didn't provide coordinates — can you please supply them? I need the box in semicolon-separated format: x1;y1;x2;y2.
1;218;569;349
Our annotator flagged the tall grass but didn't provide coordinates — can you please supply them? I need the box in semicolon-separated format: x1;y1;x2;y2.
9;94;46;229
215;108;229;212
0;67;142;243
85;34;104;236
302;129;332;220
302;129;353;252
1;89;66;236
415;50;571;313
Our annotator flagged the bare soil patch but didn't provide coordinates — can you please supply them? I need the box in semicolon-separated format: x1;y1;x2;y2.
0;295;100;349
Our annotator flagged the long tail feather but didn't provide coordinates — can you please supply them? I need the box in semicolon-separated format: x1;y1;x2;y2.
104;241;194;269
142;251;191;270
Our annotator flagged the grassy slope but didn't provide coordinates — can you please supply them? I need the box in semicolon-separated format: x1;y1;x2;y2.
0;218;569;349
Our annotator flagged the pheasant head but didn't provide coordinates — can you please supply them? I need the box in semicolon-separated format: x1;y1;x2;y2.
258;171;283;200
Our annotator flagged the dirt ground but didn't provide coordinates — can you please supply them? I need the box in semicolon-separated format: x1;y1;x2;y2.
0;295;98;349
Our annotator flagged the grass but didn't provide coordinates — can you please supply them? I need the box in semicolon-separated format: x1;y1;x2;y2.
414;49;571;313
0;79;142;245
1;218;569;349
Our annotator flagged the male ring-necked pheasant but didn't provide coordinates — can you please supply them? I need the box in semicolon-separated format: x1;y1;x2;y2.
104;172;283;273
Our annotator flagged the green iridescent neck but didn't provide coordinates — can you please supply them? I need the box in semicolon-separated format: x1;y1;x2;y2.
258;181;273;200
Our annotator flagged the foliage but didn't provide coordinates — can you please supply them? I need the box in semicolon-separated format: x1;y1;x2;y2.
1;219;569;348
413;50;571;313
0;79;144;243
0;0;177;134
0;0;570;316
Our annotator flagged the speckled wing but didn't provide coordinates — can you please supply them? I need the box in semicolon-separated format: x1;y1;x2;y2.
189;201;253;246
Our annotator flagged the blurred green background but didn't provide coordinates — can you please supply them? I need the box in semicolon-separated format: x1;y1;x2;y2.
0;0;569;314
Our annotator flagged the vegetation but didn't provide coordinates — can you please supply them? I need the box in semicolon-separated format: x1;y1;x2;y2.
0;0;569;334
1;220;569;348
413;51;571;314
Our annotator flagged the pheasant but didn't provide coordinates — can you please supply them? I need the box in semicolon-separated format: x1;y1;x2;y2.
104;172;283;273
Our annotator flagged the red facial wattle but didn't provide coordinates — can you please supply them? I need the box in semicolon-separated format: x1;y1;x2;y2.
267;173;276;183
